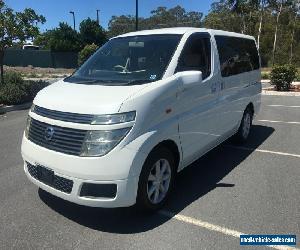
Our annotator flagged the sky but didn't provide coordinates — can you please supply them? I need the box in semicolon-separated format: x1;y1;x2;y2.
5;0;214;31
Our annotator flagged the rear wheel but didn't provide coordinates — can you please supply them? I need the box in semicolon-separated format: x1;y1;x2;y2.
137;147;176;211
234;107;253;143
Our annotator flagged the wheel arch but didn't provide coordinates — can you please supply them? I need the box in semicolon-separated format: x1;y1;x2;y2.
246;102;255;116
149;139;181;172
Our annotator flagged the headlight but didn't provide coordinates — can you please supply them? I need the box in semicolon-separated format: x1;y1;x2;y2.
80;127;131;157
91;111;136;125
30;104;36;112
25;116;31;138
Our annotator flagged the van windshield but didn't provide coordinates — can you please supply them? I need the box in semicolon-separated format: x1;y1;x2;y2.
65;34;182;85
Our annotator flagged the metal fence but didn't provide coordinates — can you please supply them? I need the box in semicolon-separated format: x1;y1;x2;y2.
4;50;78;69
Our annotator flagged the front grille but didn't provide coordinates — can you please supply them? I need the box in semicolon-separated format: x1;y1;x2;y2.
28;118;86;156
27;162;73;194
33;105;94;124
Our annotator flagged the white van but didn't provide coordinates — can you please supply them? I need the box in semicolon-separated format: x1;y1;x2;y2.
21;28;261;211
22;44;40;50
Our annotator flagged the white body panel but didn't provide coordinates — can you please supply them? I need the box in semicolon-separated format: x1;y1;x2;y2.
21;28;261;207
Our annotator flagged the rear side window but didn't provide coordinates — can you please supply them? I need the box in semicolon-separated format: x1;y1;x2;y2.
215;36;259;77
176;33;211;79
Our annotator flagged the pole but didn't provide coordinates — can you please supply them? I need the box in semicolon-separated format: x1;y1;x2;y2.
69;11;75;30
135;0;138;31
96;9;100;25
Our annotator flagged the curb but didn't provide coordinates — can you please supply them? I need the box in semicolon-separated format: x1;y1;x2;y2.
0;102;32;114
261;79;300;86
262;90;300;96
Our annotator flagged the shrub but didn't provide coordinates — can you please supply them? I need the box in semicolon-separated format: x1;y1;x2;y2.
261;72;270;80
0;76;48;105
3;71;24;85
23;80;49;100
0;84;28;105
296;72;300;81
78;43;99;66
270;65;297;91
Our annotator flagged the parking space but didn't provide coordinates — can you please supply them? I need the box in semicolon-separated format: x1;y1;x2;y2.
0;95;299;249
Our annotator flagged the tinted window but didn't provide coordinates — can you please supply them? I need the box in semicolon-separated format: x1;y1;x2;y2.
215;36;259;77
177;33;211;79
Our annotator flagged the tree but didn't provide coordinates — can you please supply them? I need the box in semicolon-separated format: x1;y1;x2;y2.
257;0;266;50
0;0;45;83
79;18;107;47
270;0;284;65
204;1;242;32
34;30;52;49
289;0;300;62
107;6;203;38
204;0;300;66
227;0;248;33
108;15;138;38
78;43;99;66
37;22;81;52
148;5;203;28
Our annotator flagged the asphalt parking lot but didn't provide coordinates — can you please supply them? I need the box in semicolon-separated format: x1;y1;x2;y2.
0;95;299;250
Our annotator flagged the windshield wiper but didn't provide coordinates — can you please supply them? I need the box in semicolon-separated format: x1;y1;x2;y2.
65;77;153;86
126;79;153;85
65;77;122;85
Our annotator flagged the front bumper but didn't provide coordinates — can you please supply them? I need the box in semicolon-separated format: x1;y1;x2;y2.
24;161;139;207
21;135;146;207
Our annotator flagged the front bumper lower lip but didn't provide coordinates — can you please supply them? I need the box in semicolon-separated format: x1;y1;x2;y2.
23;161;138;208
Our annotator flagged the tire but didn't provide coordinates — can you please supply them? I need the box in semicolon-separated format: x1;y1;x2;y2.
136;147;176;211
234;107;253;144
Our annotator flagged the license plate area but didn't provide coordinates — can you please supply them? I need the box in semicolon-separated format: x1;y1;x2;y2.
37;165;54;185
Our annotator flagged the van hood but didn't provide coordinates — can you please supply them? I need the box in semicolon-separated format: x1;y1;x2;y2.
34;80;147;114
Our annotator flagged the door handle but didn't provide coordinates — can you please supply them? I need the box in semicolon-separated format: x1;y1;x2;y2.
211;82;218;93
220;81;225;90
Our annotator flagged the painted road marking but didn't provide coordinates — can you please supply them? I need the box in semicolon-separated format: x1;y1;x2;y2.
258;119;300;125
267;105;300;108
226;145;300;159
159;210;300;250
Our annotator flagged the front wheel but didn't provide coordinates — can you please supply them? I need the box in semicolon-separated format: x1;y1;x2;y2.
136;147;176;211
234;107;253;143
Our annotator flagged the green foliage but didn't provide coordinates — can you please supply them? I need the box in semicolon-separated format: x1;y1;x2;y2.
108;15;136;38
79;18;107;46
35;18;107;52
23;80;49;100
0;2;45;49
261;72;270;79
296;72;300;81
0;1;45;84
34;33;50;49
47;22;82;52
108;5;203;38
4;71;24;85
203;0;300;67
270;64;298;91
78;43;99;66
0;71;48;105
0;84;28;105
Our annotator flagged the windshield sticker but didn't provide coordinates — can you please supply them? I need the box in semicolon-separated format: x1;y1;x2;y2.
149;74;157;80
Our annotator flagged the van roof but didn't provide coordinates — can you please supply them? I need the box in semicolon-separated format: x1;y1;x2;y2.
115;27;255;40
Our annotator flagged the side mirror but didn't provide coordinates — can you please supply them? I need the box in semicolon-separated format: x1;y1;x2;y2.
175;71;202;86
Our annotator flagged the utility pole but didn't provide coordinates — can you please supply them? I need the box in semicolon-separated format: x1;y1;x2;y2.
135;0;138;31
69;11;75;30
96;9;100;25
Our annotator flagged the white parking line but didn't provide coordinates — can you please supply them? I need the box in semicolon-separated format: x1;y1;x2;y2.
226;145;300;158
159;210;299;250
258;120;300;125
267;105;300;108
